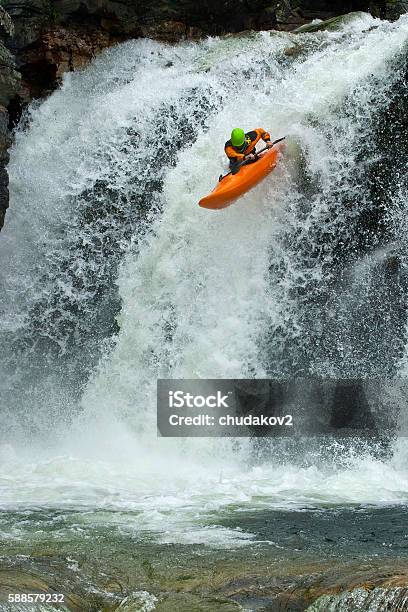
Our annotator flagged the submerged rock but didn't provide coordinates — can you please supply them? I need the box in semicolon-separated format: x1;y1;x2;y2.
283;44;302;56
118;592;243;611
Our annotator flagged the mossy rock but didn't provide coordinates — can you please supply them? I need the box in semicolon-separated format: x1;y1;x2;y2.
307;587;408;611
294;11;371;33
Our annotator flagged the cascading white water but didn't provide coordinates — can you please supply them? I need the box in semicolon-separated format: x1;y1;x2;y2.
2;13;408;546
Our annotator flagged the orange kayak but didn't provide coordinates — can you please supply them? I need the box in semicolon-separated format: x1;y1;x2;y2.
198;145;283;210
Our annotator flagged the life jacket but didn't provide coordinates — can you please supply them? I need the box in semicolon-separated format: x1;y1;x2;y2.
225;128;271;161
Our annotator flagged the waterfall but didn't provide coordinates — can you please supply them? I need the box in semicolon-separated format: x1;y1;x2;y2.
1;13;408;543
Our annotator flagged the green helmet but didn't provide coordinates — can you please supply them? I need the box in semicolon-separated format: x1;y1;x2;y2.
231;128;245;147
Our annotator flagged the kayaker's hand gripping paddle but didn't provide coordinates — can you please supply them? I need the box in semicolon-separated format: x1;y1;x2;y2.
219;136;286;182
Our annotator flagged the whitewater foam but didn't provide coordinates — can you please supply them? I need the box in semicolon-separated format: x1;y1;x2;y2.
2;14;408;544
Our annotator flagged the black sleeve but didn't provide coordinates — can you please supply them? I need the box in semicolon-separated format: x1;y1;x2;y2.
230;160;241;175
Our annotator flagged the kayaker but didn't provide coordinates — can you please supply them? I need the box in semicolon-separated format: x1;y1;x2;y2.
225;128;273;174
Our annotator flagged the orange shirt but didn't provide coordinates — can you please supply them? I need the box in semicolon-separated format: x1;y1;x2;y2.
225;128;271;161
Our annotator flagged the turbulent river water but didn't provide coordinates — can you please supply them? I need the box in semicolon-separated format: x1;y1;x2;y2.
2;11;408;610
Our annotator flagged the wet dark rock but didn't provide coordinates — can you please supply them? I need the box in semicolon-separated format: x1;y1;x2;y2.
3;1;408;105
0;6;20;228
0;44;20;107
139;20;204;43
0;5;13;39
307;586;408;611
17;25;112;98
385;1;408;19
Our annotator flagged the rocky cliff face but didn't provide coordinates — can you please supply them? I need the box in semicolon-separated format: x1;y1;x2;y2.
0;0;407;227
0;6;20;228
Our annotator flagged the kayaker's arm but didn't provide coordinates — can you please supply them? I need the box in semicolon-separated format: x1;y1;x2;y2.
225;142;245;175
255;128;271;142
225;144;245;162
256;128;273;149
